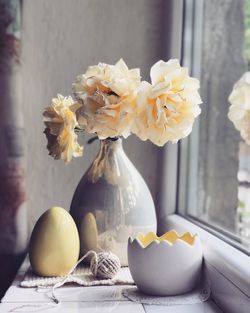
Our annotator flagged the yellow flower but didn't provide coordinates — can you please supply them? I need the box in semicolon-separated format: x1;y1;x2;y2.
132;59;202;145
43;94;83;163
72;59;141;139
228;72;250;145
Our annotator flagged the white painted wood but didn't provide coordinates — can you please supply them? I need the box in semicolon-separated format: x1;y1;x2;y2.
2;257;223;313
156;0;183;232
2;285;130;303
2;258;129;303
0;301;145;313
2;257;131;303
144;301;223;313
180;0;204;217
206;263;250;313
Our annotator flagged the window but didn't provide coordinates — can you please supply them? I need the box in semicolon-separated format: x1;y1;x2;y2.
178;0;250;251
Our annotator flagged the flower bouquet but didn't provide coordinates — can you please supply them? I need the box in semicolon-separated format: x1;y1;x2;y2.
43;59;202;163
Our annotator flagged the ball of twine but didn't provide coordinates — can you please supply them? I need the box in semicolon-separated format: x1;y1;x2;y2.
90;251;121;279
50;250;121;304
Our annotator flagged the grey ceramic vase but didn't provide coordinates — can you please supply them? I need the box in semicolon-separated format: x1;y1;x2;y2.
70;138;156;265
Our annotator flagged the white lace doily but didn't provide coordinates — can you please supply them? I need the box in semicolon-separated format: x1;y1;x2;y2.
122;279;210;306
21;265;134;288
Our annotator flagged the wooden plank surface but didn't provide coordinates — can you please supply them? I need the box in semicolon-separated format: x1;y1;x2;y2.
1;258;224;313
144;301;223;313
0;301;145;313
2;285;129;303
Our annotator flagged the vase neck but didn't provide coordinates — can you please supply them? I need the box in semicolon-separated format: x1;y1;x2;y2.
88;137;127;184
99;138;123;152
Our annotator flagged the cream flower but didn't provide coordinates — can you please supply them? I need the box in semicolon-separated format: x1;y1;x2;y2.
43;94;83;163
132;59;202;146
228;72;250;145
72;59;141;139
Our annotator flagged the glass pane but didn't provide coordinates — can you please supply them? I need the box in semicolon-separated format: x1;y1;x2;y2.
187;0;250;249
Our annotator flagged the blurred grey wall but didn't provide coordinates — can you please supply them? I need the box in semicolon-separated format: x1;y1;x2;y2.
22;0;166;230
198;0;246;230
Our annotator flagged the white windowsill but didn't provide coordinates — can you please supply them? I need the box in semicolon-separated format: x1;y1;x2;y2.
0;256;222;313
164;214;250;313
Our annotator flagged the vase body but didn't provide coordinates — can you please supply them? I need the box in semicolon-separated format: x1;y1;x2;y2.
70;138;156;265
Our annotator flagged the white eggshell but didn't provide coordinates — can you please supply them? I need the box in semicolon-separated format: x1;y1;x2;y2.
128;235;203;296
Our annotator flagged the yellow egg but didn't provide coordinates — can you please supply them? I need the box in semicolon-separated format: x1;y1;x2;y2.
29;206;80;277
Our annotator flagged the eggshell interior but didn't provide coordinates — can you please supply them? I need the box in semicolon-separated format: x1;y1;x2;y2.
136;230;196;247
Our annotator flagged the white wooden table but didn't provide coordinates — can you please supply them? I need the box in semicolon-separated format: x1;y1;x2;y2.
0;259;223;313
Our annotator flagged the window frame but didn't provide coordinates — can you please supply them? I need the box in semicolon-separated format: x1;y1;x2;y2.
169;0;250;256
158;1;250;311
156;0;183;232
177;0;203;216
